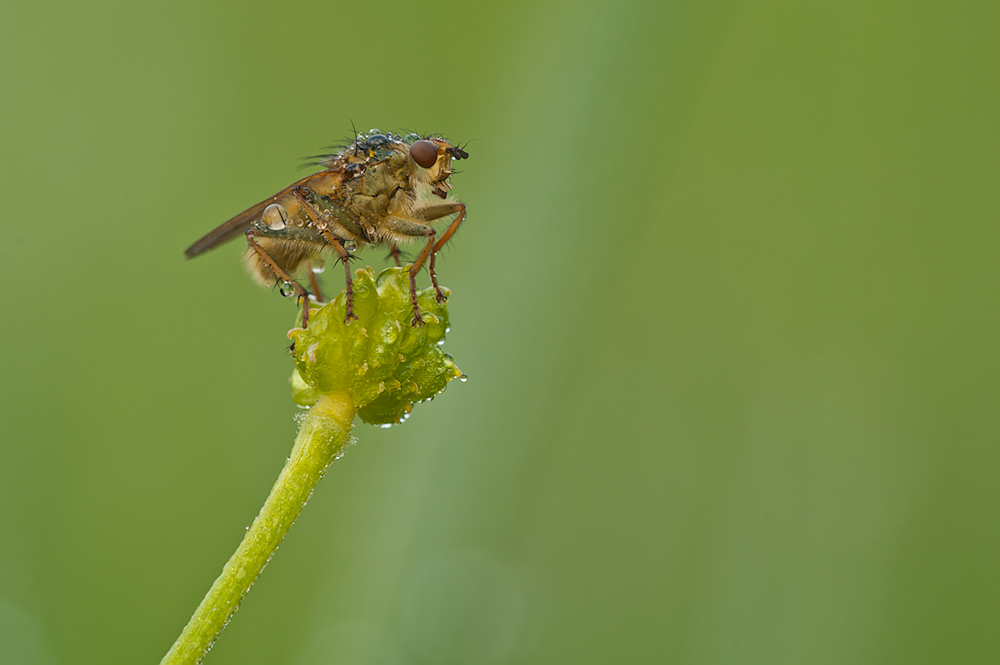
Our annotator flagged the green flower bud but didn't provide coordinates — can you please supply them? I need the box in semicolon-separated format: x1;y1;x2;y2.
289;266;462;425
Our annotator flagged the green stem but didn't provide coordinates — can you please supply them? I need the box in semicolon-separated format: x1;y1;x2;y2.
160;392;356;665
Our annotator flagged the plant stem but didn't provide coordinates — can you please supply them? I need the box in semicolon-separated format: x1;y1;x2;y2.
160;392;356;665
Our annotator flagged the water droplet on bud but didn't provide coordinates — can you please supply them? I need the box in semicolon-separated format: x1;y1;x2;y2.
262;203;289;230
459;374;468;383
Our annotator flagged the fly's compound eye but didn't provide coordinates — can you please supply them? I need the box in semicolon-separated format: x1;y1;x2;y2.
410;140;438;168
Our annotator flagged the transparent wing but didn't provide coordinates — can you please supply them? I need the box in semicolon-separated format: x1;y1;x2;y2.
184;171;337;259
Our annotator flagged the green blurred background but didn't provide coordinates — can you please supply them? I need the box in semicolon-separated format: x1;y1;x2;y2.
0;0;996;663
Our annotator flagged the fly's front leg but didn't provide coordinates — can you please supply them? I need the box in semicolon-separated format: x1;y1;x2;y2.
414;202;466;255
383;216;436;326
411;202;466;302
245;226;312;328
293;187;359;322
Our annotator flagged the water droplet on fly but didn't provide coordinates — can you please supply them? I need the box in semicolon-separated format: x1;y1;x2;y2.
343;240;358;253
403;133;421;144
368;128;382;135
280;281;296;298
311;263;325;274
262;203;289;230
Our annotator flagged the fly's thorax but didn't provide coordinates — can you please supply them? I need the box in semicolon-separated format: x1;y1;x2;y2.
332;151;411;238
347;152;409;197
388;187;413;216
350;193;389;235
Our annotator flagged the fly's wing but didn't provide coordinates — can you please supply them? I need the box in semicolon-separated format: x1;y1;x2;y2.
184;171;339;259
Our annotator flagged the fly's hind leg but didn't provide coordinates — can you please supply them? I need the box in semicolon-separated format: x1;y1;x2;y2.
245;226;312;328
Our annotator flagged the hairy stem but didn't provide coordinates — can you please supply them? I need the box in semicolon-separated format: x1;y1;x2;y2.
160;392;356;665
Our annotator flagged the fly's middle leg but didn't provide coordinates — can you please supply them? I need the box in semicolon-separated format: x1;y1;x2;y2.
293;187;360;322
389;242;403;267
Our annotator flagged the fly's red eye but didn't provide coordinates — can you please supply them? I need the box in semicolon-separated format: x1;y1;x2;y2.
410;140;438;168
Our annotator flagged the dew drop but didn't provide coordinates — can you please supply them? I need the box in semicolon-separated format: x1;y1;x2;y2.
382;321;400;343
379;423;393;429
343;239;358;253
459;374;468;383
262;203;288;230
279;281;296;297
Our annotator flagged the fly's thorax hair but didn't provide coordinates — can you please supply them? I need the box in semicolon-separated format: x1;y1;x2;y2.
322;133;410;170
245;235;323;286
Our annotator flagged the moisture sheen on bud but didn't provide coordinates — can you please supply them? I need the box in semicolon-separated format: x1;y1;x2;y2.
288;266;462;426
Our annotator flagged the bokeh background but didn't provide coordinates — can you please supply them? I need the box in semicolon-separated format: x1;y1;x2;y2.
0;1;996;663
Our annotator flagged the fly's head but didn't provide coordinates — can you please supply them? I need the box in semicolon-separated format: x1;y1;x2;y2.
319;129;468;199
402;134;468;199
